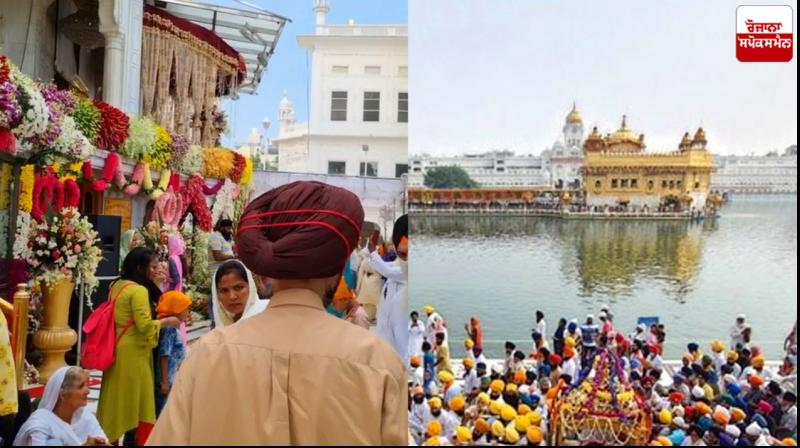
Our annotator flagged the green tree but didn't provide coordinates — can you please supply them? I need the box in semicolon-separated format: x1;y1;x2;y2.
423;166;479;189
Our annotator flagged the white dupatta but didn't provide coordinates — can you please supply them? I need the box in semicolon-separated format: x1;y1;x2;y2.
14;367;106;446
211;259;268;328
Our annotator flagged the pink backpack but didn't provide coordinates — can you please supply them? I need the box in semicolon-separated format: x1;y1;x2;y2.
81;281;135;371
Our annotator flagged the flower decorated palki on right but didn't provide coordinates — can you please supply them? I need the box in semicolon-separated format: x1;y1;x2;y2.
549;348;652;446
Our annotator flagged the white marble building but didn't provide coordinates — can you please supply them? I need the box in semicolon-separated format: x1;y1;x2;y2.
408;151;551;188
712;148;797;193
275;0;408;179
542;104;585;188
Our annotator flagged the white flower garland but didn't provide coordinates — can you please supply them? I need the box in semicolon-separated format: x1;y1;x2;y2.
13;211;33;258
54;116;96;160
179;144;204;174
211;179;239;224
10;66;49;150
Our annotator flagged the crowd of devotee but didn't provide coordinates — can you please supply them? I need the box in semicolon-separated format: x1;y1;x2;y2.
408;307;797;446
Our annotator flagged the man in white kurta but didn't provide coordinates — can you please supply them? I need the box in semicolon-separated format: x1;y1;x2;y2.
370;216;408;362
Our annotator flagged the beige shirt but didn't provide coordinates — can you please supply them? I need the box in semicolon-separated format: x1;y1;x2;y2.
148;288;407;446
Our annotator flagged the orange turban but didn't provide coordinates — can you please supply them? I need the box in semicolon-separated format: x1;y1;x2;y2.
333;277;355;303
749;375;765;388
513;370;526;384
156;291;192;319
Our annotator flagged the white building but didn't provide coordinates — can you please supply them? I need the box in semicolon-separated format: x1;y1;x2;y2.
543;104;585;188
712;149;797;193
275;0;408;180
408;151;551;188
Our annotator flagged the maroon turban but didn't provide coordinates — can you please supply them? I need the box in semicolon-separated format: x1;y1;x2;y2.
236;181;364;279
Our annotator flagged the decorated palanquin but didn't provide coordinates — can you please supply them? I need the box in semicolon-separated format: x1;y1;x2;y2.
549;349;652;446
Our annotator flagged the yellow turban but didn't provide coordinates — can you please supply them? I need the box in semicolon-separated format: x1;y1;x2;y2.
424;305;436;314
463;358;475;369
449;395;465;412
464;338;475;349
506;383;518;394
478;392;491;406
438;371;454;384
156;291;192;319
490;379;505;394
565;336;576;348
422;436;440;447
429;397;442;410
727;351;739;362
752;356;765;369
491;420;505;438
514;415;530;432
657;436;674;446
456;426;472;443
659;408;673;425
505;426;520;444
527;425;543;444
731;407;747;423
501;405;517;422
528;411;543;426
711;340;725;353
518;404;532;416
489;400;502;416
427;420;442;437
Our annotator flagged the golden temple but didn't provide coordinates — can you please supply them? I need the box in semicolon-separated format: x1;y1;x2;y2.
581;115;716;209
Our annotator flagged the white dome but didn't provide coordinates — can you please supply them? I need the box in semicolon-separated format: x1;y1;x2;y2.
279;90;293;108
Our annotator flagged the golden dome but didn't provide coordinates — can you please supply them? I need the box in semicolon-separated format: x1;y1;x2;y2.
679;132;692;150
693;127;707;146
586;126;603;141
605;115;644;148
566;103;583;124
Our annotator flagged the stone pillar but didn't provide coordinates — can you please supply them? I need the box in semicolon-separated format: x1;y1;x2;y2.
98;0;143;114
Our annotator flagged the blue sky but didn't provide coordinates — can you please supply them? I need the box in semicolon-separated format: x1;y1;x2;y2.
410;0;797;156
217;0;408;147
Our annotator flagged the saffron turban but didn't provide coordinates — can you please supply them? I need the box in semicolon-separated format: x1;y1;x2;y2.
237;181;364;279
156;291;192;319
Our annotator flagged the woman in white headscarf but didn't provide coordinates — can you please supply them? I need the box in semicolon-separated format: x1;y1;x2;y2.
14;366;109;446
211;259;268;329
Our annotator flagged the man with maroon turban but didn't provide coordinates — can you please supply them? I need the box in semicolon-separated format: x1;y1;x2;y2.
148;182;407;446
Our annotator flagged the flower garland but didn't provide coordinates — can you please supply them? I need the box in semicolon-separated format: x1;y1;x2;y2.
13;211;32;258
167;131;189;171
179;144;203;174
156;188;183;226
201;179;225;195
181;175;213;232
53;115;95;161
38;82;77;115
188;230;210;287
119;116;157;161
0;163;11;209
146;168;172;200
19;164;35;213
240;157;253;185
31;170;83;221
143;125;171;170
229;152;246;183
210;179;240;224
10;65;49;151
202;147;234;179
0;62;22;129
94;101;129;151
72;99;101;143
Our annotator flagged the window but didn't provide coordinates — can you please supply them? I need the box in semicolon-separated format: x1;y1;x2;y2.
412;167;422;173
398;92;408;123
621;179;629;188
363;92;380;121
595;180;602;190
328;161;346;175
398;66;408;77
669;180;675;189
365;65;381;75
612;179;619;189
631;179;639;189
332;65;349;74
695;181;701;189
360;162;379;177
662;180;668;189
396;164;409;177
496;167;505;173
331;91;347;121
676;180;682;189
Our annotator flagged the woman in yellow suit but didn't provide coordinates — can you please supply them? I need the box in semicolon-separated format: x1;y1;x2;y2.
97;247;180;445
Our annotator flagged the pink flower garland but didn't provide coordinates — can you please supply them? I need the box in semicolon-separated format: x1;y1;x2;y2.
201;179;225;195
156;188;183;226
